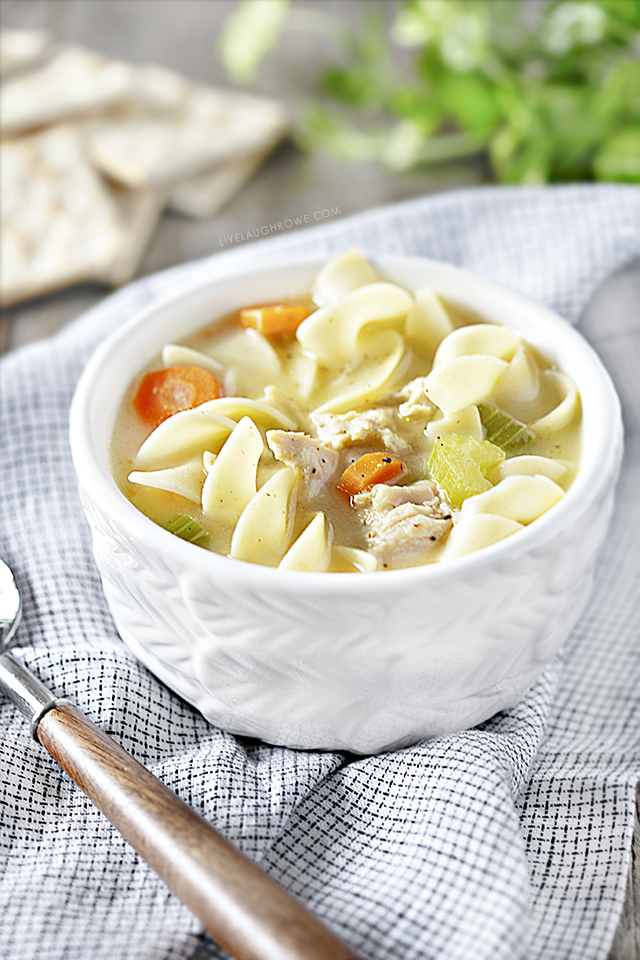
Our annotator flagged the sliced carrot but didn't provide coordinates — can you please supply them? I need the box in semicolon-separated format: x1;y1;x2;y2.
133;365;223;427
337;453;408;498
239;304;310;335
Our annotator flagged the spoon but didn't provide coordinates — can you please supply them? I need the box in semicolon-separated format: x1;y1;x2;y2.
0;559;362;960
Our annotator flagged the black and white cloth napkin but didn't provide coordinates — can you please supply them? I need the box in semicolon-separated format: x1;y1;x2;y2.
1;185;639;960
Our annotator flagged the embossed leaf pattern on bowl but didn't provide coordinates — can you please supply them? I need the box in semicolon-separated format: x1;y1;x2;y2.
69;255;624;752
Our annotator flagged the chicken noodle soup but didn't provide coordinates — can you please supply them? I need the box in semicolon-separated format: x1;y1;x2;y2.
111;250;581;571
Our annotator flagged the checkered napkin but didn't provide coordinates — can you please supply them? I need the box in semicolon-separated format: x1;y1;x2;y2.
1;185;639;960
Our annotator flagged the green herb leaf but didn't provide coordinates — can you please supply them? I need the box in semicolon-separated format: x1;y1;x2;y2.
596;60;640;123
219;0;640;184
295;104;381;162
321;66;381;108
439;72;500;135
541;2;607;57
391;88;443;133
218;0;291;83
594;125;640;181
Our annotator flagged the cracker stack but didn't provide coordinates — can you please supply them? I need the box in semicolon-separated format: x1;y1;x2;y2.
0;32;289;307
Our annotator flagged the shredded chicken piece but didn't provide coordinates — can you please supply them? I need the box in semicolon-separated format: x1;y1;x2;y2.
394;377;436;421
267;430;338;499
311;408;411;455
353;480;453;568
355;480;440;511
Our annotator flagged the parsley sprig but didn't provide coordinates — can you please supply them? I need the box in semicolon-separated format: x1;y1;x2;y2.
219;0;640;183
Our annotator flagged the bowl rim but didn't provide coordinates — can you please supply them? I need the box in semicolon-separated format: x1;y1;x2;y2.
69;251;623;595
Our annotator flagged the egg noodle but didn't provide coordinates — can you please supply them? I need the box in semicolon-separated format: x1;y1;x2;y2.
111;251;581;571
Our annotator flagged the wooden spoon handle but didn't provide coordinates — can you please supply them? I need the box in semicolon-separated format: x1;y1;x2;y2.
37;703;363;960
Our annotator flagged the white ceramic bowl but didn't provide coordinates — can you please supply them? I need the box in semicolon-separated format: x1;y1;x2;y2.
70;255;623;753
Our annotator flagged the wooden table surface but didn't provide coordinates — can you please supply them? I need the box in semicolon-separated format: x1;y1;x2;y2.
1;3;637;958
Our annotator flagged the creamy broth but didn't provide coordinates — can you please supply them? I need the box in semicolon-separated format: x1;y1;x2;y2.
111;252;581;571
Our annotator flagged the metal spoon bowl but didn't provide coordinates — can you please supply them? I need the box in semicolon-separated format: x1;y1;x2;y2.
0;558;361;960
0;559;73;738
0;558;21;645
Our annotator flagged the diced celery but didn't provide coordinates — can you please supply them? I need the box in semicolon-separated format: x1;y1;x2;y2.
163;514;209;546
477;403;535;452
428;435;505;508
